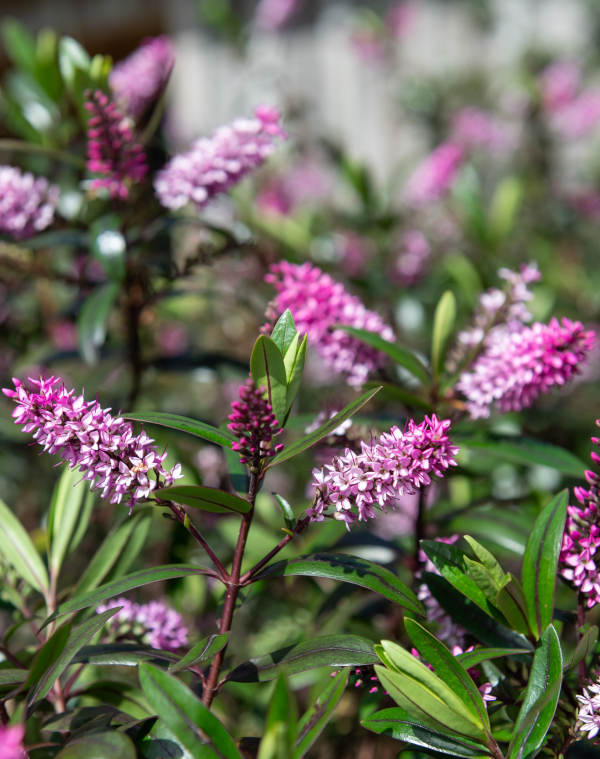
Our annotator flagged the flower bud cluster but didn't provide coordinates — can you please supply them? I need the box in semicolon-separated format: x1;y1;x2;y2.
228;378;283;471
110;36;174;118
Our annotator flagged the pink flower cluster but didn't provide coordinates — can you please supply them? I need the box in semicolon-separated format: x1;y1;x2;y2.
0;725;26;759
541;61;600;138
110;36;175;119
404;142;464;207
97;597;188;651
576;673;600;741
560;420;600;608
155;106;286;211
85;89;148;199
308;415;458;528
0;165;58;239
456;317;594;419
228;377;283;471
3;377;182;510
266;261;395;387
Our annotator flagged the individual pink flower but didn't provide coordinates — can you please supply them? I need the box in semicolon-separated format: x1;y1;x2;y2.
110;36;174;119
155;106;286;211
0;725;26;759
456;318;594;419
404;143;464;207
85;89;148;199
266;261;395;387
254;0;301;31
390;229;430;286
3;376;182;510
97;598;188;651
0;166;58;239
540;61;580;112
227;377;283;471
308;415;458;528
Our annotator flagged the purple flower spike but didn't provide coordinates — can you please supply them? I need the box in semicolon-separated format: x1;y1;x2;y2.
85;89;148;199
97;597;188;651
0;165;58;239
266;261;395;388
3;376;182;510
110;36;174;119
308;415;458;528
154;106;286;211
404;142;464;207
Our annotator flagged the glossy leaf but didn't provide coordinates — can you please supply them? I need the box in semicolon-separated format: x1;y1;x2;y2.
250;334;288;423
169;633;229;673
73;643;176;667
521;491;568;638
123;411;235;448
157;485;251;514
255;553;423;614
227;634;378;682
455;647;531;669
55;731;136;759
48;467;94;578
431;290;456;379
78;281;119;364
565;626;598;672
294;670;348;758
0;497;48;595
362;707;491;758
259;673;296;759
508;625;562;759
496;576;531;636
273;493;296;530
139;662;242;759
269;386;381;467
283;334;307;416
270;309;297;355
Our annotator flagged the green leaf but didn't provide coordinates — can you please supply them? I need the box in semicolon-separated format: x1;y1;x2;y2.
283;334;307;416
0;497;48;595
45;565;207;626
455;647;531;669
2;19;36;72
521;491;568;638
508;625;562;759
123;412;235;449
24;622;70;697
227;634;378;682
78;282;119;364
255;553;423;614
495;576;531;636
250;335;288;424
73;643;177;667
269;387;381;467
294;670;348;759
48;468;94;578
453;435;585;478
565;626;598;672
28;607;120;706
139;662;243;759
404;619;490;730
334;326;429;384
488;176;523;243
362;708;491;758
90;214;126;282
0;669;27;689
270;310;297;355
431;290;456;379
58;36;90;88
259;673;296;759
169;633;229;673
463;536;508;587
55;731;136;759
157;485;250;514
273;493;295;530
75;509;152;594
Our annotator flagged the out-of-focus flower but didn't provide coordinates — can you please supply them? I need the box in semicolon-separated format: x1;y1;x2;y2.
97;598;188;651
566;188;600;221
390;229;431;286
456;318;594;419
0;725;26;759
85;89;148;199
266;261;395;387
350;27;387;64
110;36;174;118
0;166;58;239
257;163;332;217
228;377;283;471
451;107;515;153
254;0;300;31
540;61;580;112
155;106;286;211
308;415;457;528
576;674;600;741
404;143;464;207
385;1;415;38
196;446;226;489
552;89;600;139
337;232;372;278
47;320;78;351
540;62;600;138
560;420;600;608
156;323;189;356
3;376;182;510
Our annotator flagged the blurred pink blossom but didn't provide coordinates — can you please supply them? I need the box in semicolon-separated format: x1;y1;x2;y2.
390;229;430;286
451;107;515;153
0;725;26;759
404;143;464;207
255;0;300;31
385;1;415;38
551;89;600;138
540;61;580;112
337;232;372;278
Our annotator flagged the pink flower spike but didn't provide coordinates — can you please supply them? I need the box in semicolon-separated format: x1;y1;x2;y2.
404;142;464;207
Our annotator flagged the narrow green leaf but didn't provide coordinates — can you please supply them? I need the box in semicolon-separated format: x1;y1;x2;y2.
270;310;297;355
508;625;562;759
488;176;523;243
73;643;177;667
77;281;119;364
139;662;243;759
169;633;229;673
431;290;456;378
455;647;531;669
1;19;36;72
269;387;381;467
521;491;568;638
227;634;378;682
283;334;307;416
294;670;348;759
55;731;136;759
463;536;508;587
496;576;531;636
362;707;491;758
48;468;93;577
335;325;429;384
259;673;296;759
565;626;598;672
123;412;235;449
273;493;296;530
0;669;27;688
250;335;288;424
255;553;423;614
0;498;48;595
24;623;70;697
157;485;250;514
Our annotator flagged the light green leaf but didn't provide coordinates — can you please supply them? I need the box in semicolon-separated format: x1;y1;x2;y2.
169;633;229;673
431;290;456;379
270;310;297;355
294;670;348;758
55;731;136;759
283;334;307;416
157;485;251;514
48;467;94;578
123;412;235;449
78;281;119;364
250;334;288;424
0;497;48;595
